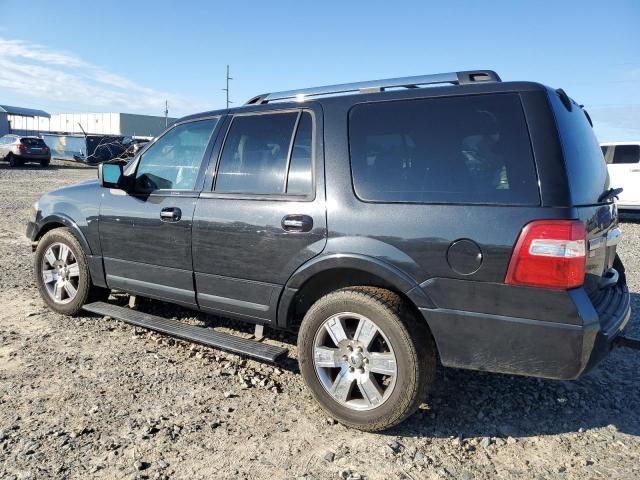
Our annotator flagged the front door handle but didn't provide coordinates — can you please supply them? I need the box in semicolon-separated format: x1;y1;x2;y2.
281;214;313;232
160;207;182;222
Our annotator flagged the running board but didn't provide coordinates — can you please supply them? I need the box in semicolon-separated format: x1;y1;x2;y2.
83;301;288;362
615;335;640;351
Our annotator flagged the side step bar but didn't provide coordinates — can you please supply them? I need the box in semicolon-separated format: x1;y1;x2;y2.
83;302;288;362
615;335;640;351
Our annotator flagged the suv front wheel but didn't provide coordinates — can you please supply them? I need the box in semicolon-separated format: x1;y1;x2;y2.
298;287;436;431
34;228;109;315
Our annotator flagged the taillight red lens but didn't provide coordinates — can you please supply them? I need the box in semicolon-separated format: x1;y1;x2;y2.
505;220;586;289
18;143;27;151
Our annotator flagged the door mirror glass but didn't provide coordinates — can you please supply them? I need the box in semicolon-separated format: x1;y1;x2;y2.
99;162;124;188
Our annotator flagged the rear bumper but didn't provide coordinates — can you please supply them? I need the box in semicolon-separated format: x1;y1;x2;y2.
582;282;632;374
14;153;51;162
419;279;631;380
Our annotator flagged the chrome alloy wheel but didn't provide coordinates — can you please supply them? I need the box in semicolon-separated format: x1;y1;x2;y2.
41;242;80;304
313;312;398;411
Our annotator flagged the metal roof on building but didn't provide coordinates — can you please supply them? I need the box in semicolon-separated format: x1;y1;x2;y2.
0;105;50;118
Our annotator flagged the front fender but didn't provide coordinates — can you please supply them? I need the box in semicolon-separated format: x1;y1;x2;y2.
31;213;93;255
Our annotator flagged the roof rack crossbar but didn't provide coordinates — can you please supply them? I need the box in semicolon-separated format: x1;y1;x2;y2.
245;70;501;105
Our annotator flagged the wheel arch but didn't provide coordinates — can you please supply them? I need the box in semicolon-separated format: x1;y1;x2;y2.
277;253;436;332
35;214;92;255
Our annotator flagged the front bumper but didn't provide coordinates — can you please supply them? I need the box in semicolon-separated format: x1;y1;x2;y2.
26;221;38;241
420;278;632;380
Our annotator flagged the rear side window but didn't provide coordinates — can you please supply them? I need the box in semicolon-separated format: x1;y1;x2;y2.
215;111;313;195
349;94;539;204
548;91;609;205
612;145;640;164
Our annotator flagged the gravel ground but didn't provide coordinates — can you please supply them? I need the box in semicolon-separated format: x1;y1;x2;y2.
0;160;639;480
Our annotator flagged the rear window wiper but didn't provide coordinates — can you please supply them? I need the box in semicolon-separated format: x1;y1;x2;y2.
598;187;623;203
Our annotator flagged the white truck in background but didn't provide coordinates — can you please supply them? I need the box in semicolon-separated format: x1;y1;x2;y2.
601;142;640;212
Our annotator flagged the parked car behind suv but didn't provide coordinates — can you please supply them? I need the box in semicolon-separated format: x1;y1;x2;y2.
26;70;632;431
0;134;51;167
601;142;640;212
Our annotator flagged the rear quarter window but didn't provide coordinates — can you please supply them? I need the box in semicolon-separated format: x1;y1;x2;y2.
548;91;609;205
348;93;540;205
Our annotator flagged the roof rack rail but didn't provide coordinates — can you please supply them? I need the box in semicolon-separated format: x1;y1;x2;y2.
245;70;501;105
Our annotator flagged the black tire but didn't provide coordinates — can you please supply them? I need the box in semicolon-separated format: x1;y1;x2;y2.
7;154;17;167
40;159;50;167
298;286;436;432
34;227;110;315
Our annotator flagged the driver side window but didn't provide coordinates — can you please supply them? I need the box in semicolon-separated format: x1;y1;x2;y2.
135;118;218;191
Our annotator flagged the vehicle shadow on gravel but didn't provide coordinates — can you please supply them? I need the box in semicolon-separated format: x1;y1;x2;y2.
105;292;640;440
106;293;303;372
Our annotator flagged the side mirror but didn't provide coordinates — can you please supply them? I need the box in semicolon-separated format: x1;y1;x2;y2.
98;162;124;189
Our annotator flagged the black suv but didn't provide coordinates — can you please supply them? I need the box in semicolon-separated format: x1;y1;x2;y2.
27;70;632;431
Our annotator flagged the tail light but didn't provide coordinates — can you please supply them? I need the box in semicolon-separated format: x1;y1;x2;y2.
505;220;586;289
43;146;50;153
18;143;27;152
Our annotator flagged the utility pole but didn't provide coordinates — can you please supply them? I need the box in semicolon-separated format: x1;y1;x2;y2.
164;100;169;128
223;64;233;109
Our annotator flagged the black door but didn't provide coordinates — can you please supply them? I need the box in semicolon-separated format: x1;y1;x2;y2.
99;117;220;307
192;108;326;322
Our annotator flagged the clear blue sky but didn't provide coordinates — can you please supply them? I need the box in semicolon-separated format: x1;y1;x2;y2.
1;0;638;141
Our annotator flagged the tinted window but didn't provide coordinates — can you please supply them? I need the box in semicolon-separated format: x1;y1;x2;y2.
286;112;313;195
216;112;298;194
548;91;609;204
349;94;539;204
612;145;640;164
135;119;217;191
20;138;46;146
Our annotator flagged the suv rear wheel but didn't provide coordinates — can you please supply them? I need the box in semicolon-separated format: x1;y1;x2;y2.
298;287;436;431
7;154;18;167
34;228;109;315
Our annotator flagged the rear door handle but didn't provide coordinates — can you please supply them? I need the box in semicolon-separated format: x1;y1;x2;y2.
160;207;182;222
281;214;313;232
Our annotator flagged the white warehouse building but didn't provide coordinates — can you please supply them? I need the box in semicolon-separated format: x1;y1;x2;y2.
47;112;177;137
